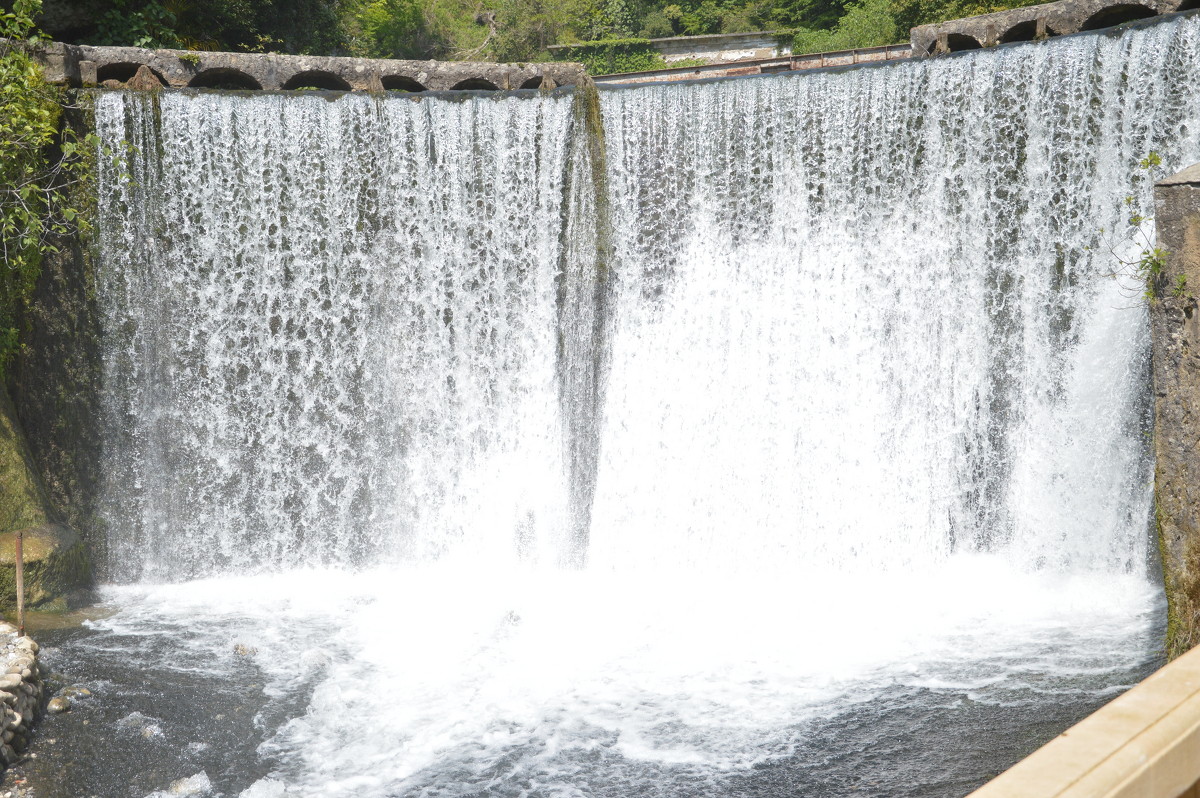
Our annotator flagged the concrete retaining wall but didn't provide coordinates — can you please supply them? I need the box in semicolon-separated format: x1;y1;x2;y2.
547;31;793;66
592;44;911;84
648;31;793;62
1153;164;1200;661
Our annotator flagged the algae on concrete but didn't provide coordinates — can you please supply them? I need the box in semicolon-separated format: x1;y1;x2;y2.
0;382;89;610
1152;163;1200;659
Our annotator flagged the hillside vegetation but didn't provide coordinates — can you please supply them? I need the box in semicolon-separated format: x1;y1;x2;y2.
31;0;1042;69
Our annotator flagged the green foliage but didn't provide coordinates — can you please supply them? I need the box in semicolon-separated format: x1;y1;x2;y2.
1139;246;1168;302
792;0;895;53
343;0;444;59
41;0;1055;63
1106;152;1179;305
550;38;665;73
94;0;180;48
0;0;97;381
639;9;675;36
889;0;1042;38
69;0;347;55
490;0;593;62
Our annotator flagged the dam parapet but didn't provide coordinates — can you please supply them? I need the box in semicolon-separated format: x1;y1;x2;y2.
27;40;586;92
912;0;1198;54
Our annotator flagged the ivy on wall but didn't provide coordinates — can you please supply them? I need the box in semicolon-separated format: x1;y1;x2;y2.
0;0;97;381
550;38;666;74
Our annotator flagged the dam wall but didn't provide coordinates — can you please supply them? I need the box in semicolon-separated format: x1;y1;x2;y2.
29;40;586;92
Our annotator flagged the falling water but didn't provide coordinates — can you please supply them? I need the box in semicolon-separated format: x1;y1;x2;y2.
93;90;601;580
42;13;1200;798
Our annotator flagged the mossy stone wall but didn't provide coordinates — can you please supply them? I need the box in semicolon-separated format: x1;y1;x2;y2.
1152;164;1200;659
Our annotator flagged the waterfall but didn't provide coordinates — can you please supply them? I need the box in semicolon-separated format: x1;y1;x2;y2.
93;19;1200;583
590;26;1200;576
94;91;602;580
69;16;1200;796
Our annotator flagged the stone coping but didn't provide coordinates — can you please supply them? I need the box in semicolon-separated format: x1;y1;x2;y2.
26;40;586;92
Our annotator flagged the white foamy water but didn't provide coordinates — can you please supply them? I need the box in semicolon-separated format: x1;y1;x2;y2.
75;563;1156;798
75;13;1200;798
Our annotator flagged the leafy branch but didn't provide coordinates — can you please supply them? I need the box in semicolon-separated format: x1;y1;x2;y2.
0;0;101;380
1103;152;1184;304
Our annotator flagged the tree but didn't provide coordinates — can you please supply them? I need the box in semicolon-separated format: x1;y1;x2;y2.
343;0;443;59
792;0;896;53
1;0;95;379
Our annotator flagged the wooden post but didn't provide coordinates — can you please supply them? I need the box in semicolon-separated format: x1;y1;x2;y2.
15;530;24;637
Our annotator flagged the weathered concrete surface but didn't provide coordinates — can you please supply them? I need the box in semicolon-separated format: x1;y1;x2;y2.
967;642;1200;797
0;525;88;611
1153;164;1200;661
550;30;794;65
912;0;1194;54
10;206;104;576
650;30;793;62
0;384;51;542
592;44;910;83
0;386;88;611
31;40;586;91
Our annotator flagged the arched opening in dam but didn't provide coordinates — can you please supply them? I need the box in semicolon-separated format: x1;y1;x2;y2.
16;10;1200;798
281;70;353;91
450;77;501;90
381;75;428;92
1080;2;1158;29
999;19;1061;42
187;68;262;90
96;61;167;86
944;31;984;50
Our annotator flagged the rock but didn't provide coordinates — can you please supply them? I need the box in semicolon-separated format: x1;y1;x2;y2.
0;523;90;611
46;697;69;714
0;675;22;691
125;64;163;91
